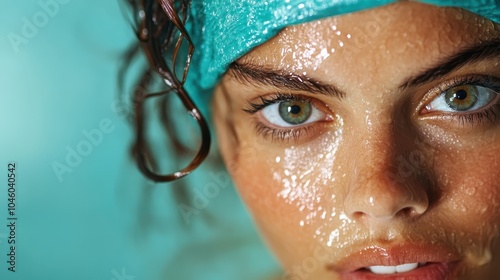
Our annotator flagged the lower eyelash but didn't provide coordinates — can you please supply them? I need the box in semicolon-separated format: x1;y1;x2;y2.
254;122;317;143
456;106;498;126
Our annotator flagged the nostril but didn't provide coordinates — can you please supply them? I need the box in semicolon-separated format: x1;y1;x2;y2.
350;211;365;221
401;207;415;216
396;206;421;219
345;192;429;221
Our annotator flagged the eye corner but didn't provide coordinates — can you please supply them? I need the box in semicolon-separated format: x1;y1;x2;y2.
417;103;432;116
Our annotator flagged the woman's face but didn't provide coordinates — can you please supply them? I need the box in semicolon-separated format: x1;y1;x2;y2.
212;2;500;279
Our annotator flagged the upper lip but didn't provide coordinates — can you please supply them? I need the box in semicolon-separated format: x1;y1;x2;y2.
327;242;460;273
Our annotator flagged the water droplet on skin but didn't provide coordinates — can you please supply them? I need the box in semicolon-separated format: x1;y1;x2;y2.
450;198;460;210
369;196;375;206
327;229;340;247
306;211;317;220
465;187;476;196
321;211;327;220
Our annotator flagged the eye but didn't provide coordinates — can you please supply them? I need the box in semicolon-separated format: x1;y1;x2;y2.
261;99;326;127
244;94;334;142
426;84;498;113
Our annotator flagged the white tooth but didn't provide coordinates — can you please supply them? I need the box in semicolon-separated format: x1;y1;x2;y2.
368;263;420;274
396;263;419;273
369;265;396;274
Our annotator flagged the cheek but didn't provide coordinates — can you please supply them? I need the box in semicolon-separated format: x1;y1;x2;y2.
434;143;500;259
224;121;352;267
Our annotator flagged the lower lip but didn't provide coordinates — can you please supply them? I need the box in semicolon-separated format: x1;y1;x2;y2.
339;262;458;280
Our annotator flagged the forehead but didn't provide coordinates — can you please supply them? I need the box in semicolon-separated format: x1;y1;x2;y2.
238;2;500;88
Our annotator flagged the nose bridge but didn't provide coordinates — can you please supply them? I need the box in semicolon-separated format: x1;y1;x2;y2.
343;119;429;222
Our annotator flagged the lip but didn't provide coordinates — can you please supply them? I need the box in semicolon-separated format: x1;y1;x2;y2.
328;243;461;280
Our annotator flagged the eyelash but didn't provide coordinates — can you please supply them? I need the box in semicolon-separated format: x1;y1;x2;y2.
455;108;497;126
244;93;327;142
244;93;309;113
254;122;317;143
425;75;500;125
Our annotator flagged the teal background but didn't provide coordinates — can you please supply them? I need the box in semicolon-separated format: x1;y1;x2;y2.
0;1;280;280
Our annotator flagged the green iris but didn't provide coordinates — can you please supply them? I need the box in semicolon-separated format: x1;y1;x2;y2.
278;100;312;125
445;85;478;111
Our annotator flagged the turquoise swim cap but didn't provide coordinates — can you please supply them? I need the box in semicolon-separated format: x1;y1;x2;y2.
183;0;500;110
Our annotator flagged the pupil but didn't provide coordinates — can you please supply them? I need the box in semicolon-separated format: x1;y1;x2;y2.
454;90;468;100
289;105;301;115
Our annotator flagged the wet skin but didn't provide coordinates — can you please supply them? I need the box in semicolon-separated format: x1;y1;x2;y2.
212;2;500;279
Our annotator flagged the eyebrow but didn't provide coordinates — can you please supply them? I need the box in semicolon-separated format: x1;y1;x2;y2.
400;38;500;89
228;38;500;97
227;62;346;99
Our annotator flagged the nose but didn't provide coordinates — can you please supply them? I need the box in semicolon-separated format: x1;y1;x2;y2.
342;112;431;222
344;169;430;221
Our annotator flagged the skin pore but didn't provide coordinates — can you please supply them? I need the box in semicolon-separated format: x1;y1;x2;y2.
212;2;500;280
